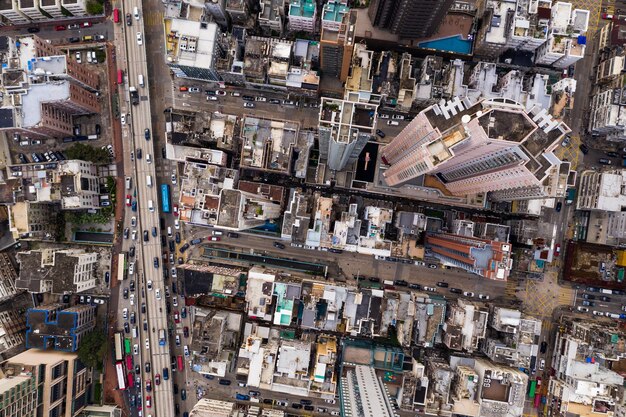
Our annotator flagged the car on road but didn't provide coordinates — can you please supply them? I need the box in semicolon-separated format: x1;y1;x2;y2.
561;135;571;147
144;128;150;140
599;158;612;165
174;311;180;323
579;143;589;154
600;296;611;302
592;310;604;316
243;102;255;108
219;379;231;385
155;289;161;300
607;151;619;157
174;219;180;229
68;23;79;30
582;300;594;306
136;32;143;45
376;129;386;138
145;362;151;373
463;291;475;297
423;286;436;292
143;230;149;242
181;389;186;400
555;244;561;256
123;228;129;239
555;202;562;212
155;374;160;385
582;293;595;299
153;257;159;268
183;326;189;337
449;288;462;294
291;403;303;409
478;294;490;300
436;281;449;288
587;286;600;292
207;95;218;101
189;87;200;93
428;264;438;269
123;288;129;299
540;341;548;353
173;204;179;216
269;98;281;104
273;241;285;249
145;396;151;408
55;25;66;31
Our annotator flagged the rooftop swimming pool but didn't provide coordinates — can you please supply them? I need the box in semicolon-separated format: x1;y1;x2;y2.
419;35;473;55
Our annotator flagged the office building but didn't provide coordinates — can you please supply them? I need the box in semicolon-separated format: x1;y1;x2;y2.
367;0;454;39
16;249;98;294
25;304;96;352
340;365;396;417
425;232;512;280
318;91;378;171
380;97;572;202
7;349;90;417
319;9;355;81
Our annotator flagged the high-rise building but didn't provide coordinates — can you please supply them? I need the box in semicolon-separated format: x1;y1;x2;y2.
368;0;454;38
7;349;91;417
205;0;230;29
380;97;572;202
319;9;356;81
318;91;378;171
340;365;397;417
0;362;38;417
25;304;96;352
288;0;317;32
425;233;512;280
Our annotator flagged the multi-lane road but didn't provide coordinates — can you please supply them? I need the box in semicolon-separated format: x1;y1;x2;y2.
116;1;174;416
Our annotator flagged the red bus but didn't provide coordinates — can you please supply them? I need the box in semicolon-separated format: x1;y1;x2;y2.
177;355;184;371
127;372;134;389
113;8;120;23
117;69;123;85
125;355;133;371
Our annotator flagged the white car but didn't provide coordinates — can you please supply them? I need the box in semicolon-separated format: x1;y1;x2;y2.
207;96;217;101
133;344;139;355
577;306;589;313
171;173;177;184
128;262;134;275
155;289;161;300
123;308;128;320
147;280;153;290
325;399;336;404
189;87;200;93
173;297;178;307
171;267;177;278
463;291;475;297
131;216;137;227
145;338;150;349
75;51;81;63
129;294;135;305
131;230;137;240
136;32;143;45
183;345;189;356
121;114;126;125
478;294;490;300
174;219;180;229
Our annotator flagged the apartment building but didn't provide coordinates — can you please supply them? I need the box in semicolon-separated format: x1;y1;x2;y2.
60;0;87;16
534;2;588;68
225;0;249;25
15;249;98;294
0;0;30;24
367;0;454;38
0;253;18;303
39;0;64;18
319;9;355;82
321;0;348;31
288;0;316;32
0;309;27;357
318;91;378;171
25;304;96;352
380;97;572;202
17;0;47;20
205;0;230;29
7;349;90;417
0;363;37;417
0;36;100;139
258;0;285;35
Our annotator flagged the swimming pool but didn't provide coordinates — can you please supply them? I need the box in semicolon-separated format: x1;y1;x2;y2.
419;35;473;55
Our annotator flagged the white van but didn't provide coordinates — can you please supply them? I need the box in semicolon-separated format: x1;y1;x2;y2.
132;327;138;338
601;288;613;294
146;154;152;164
133;6;140;20
125;176;132;190
138;74;144;87
148;200;154;212
146;175;153;187
167;227;172;237
387;120;399;126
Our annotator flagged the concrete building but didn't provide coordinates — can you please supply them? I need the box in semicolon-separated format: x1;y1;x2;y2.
258;0;285;35
473;359;528;417
0;362;38;417
205;0;230;29
60;0;87;16
15;249;98;294
442;298;489;353
165;19;224;81
318;91;378;171
216;189;282;230
9;202;59;241
551;319;626;417
56;160;101;209
577;170;626;211
189;399;236;417
0;253;19;303
7;349;90;417
17;0;47;20
25;304;95;352
225;0;249;25
39;0;64;18
240;116;298;172
319;9;355;82
380;97;572;202
340;365;397;417
288;0;316;32
0;309;27;357
426;233;512;280
321;0;348;31
0;0;30;24
0;36;100;139
367;0;454;39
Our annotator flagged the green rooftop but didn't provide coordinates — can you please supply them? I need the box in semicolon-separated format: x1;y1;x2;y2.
289;0;316;18
323;1;349;22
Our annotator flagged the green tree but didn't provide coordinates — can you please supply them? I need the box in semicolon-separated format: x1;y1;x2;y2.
86;0;103;14
64;143;111;164
77;331;107;370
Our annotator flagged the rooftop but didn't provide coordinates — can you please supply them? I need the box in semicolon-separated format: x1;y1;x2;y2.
166;19;220;70
288;0;315;18
322;0;349;23
240;117;299;172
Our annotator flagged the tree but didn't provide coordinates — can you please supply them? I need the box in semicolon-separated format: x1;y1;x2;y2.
77;331;107;370
86;0;103;14
64;143;110;164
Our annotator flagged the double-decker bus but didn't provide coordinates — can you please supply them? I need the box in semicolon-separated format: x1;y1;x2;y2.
117;69;124;85
161;184;171;213
127;372;134;389
177;355;184;371
115;362;126;390
117;253;126;282
125;355;133;371
534;393;541;408
124;338;131;355
113;8;120;23
114;332;123;362
528;380;537;398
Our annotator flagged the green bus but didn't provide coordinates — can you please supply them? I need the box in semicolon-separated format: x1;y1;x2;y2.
528;380;537;398
124;338;131;355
